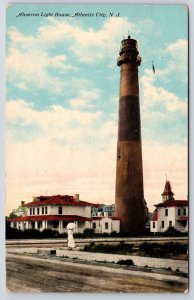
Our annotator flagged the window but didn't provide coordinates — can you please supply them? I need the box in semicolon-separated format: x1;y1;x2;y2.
161;221;164;228
45;207;48;214
33;208;35;215
93;223;96;229
153;222;155;229
165;209;168;216
169;221;172;227
105;222;109;229
37;207;39;215
58;206;62;215
42;207;44;215
178;208;181;216
30;208;32;215
183;208;187;216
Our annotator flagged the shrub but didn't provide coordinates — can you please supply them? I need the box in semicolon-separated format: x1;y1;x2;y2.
83;242;134;254
6;226;24;239
164;226;182;236
117;259;134;266
83;228;94;237
6;225;61;239
23;229;42;239
41;229;59;238
139;241;188;258
58;233;67;238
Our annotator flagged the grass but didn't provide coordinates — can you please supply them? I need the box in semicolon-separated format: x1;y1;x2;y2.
83;242;188;259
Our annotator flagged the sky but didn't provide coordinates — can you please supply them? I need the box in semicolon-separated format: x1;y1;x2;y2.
6;4;188;215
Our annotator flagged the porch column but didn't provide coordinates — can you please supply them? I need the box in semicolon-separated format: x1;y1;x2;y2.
35;221;38;230
44;221;47;230
59;220;63;234
25;221;29;230
20;222;24;231
74;221;78;233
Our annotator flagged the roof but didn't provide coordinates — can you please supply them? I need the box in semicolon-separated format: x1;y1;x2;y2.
23;195;101;208
155;200;188;208
161;180;174;196
8;215;92;222
178;216;188;221
92;216;120;221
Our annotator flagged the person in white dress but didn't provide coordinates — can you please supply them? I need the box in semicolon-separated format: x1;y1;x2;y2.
67;228;75;249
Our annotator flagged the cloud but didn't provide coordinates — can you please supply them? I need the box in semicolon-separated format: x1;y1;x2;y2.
6;98;188;215
141;69;187;113
14;82;29;91
142;141;188;209
156;39;188;82
70;90;101;109
6;16;154;95
37;17;136;63
6;99;117;213
6;25;81;94
6;99;102;144
6;46;75;93
6;126;188;215
140;68;187;144
6;18;187;216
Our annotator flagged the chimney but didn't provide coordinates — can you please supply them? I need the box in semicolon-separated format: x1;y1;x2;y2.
74;194;80;201
32;196;37;202
21;201;25;207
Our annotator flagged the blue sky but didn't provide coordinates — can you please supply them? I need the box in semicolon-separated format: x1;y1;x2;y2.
6;4;188;214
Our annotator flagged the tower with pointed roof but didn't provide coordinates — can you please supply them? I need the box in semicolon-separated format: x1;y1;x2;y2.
161;180;174;202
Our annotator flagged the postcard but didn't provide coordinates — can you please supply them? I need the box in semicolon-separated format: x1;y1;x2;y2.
5;3;188;293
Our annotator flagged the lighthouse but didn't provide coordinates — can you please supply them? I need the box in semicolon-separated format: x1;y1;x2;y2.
115;36;145;233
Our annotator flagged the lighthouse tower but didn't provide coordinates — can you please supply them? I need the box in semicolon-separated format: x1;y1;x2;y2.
115;36;145;233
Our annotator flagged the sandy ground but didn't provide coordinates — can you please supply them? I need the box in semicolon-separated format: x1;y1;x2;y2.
6;253;188;293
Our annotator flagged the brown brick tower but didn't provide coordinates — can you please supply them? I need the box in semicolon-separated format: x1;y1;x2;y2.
115;36;145;233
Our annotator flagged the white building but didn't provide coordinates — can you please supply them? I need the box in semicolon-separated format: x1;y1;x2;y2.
91;204;115;217
10;201;27;217
92;217;120;234
150;180;188;233
8;194;120;234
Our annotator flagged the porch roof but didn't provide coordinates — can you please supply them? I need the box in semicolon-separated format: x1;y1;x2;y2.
155;200;188;208
8;215;92;222
91;216;120;221
177;216;188;221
